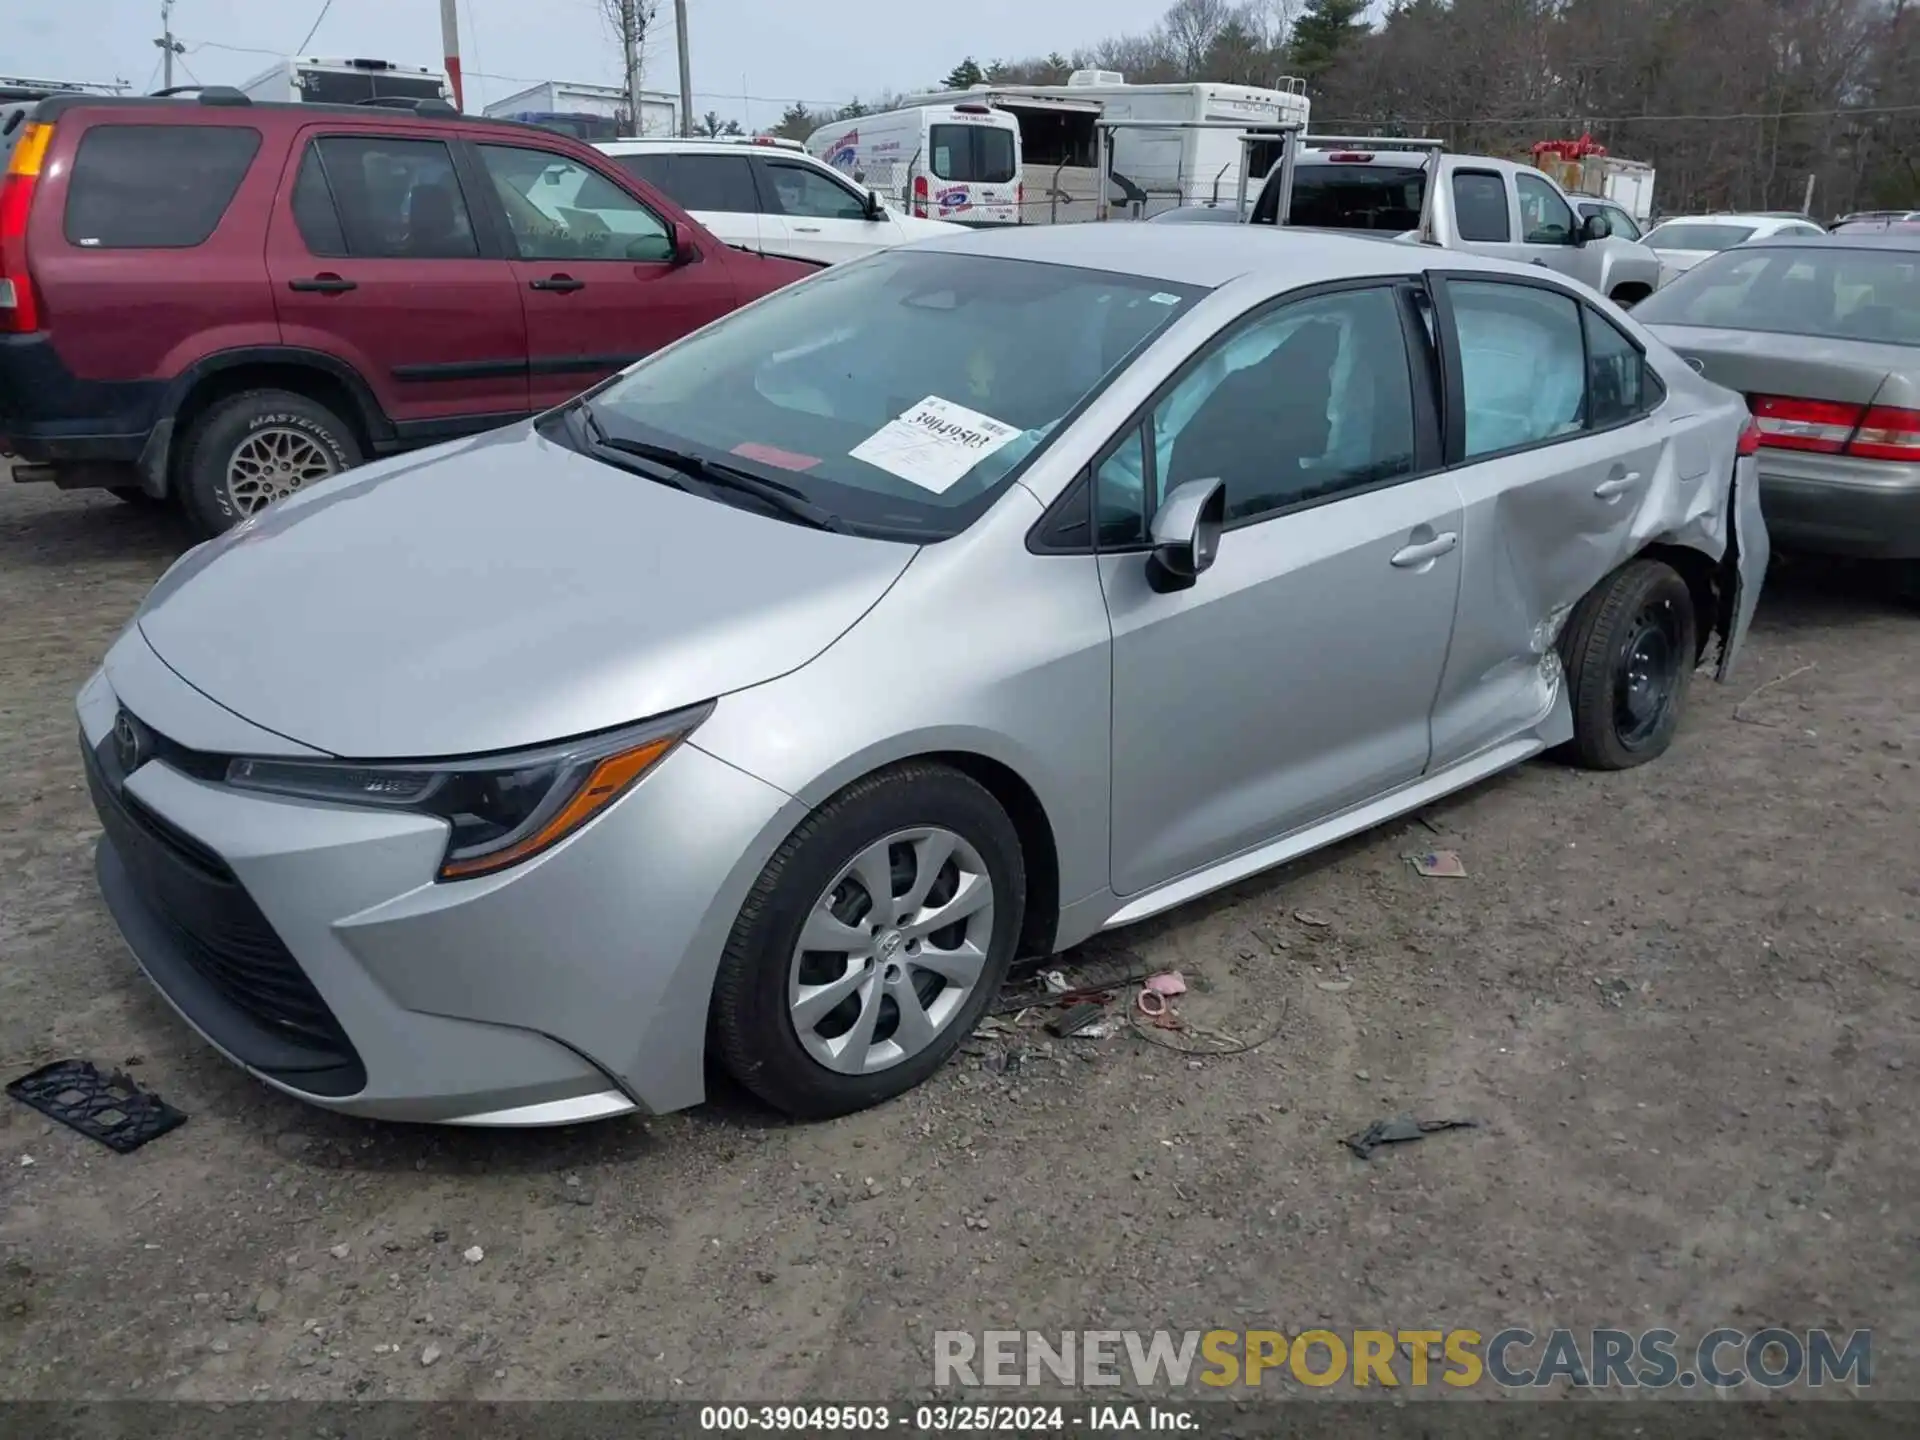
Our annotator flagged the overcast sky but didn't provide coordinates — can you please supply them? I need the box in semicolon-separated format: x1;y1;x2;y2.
15;0;1204;130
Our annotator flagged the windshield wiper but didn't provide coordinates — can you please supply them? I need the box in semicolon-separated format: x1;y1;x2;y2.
577;404;845;533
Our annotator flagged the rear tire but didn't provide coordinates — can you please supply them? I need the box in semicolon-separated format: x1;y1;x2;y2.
176;389;360;538
711;763;1026;1120
1558;558;1698;770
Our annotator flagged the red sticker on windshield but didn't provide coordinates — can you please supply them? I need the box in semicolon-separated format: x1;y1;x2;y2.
732;442;822;472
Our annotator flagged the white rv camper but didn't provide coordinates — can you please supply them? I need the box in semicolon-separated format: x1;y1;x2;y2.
912;71;1312;222
238;57;451;108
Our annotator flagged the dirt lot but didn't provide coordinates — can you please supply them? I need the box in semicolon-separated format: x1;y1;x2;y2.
0;471;1915;1405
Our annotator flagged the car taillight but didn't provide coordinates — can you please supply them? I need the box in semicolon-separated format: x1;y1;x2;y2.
0;120;52;334
1326;152;1374;163
1748;394;1920;461
1848;405;1920;461
1016;181;1023;212
1748;394;1863;454
1737;416;1763;457
912;174;928;217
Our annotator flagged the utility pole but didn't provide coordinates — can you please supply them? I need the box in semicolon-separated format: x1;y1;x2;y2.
154;0;184;91
673;0;693;137
439;0;464;111
621;0;644;138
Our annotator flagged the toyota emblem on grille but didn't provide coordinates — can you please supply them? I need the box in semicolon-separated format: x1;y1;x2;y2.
112;710;150;775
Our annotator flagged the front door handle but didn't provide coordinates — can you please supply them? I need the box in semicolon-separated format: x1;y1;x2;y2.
288;274;356;293
529;275;585;292
1594;470;1641;499
791;225;823;234
1390;532;1459;568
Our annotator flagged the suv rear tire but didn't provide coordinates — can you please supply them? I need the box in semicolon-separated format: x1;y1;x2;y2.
177;389;361;537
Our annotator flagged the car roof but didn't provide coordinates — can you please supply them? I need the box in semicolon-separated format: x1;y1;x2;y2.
1745;230;1920;252
597;137;807;156
1650;213;1811;228
28;89;552;138
915;220;1481;289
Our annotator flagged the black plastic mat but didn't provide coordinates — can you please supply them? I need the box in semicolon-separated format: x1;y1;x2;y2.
7;1059;187;1153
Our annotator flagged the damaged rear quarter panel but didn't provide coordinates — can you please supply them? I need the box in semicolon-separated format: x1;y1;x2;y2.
1426;374;1748;774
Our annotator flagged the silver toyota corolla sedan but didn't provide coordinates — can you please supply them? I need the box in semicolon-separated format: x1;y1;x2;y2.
79;225;1769;1126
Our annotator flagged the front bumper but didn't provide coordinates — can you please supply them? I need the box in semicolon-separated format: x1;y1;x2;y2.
1757;450;1920;560
78;639;804;1124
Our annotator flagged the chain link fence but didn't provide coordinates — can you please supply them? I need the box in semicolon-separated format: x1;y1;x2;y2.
829;155;1200;226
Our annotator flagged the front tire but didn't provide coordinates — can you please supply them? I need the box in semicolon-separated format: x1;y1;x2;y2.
1559;557;1698;770
177;389;360;538
712;763;1026;1119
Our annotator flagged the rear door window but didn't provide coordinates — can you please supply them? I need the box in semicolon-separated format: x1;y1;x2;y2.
309;135;478;259
1447;280;1588;457
657;153;761;212
64;123;261;248
1451;170;1511;242
929;125;1015;184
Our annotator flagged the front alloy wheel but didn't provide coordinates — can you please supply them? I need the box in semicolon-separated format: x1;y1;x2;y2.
712;762;1025;1119
789;827;995;1074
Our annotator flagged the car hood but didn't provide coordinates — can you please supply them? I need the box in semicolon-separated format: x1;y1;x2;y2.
890;211;964;238
135;424;917;759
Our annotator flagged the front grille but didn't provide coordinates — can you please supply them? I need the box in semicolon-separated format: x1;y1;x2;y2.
84;733;359;1066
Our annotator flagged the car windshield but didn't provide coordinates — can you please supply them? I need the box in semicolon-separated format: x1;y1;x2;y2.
1634;245;1920;346
1643;222;1757;251
581;250;1206;540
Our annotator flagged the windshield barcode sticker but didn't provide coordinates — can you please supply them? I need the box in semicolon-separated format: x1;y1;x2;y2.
849;396;1022;493
1149;292;1183;305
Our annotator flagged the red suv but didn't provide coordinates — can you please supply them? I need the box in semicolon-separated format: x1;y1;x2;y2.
0;90;816;534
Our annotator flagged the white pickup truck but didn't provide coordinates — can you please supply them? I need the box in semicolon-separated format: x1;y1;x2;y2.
1155;147;1665;308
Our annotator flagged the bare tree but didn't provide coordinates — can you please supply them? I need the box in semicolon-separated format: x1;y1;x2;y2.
1162;0;1233;75
598;0;660;133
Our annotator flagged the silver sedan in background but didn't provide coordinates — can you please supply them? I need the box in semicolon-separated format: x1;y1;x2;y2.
1635;231;1920;590
80;226;1767;1126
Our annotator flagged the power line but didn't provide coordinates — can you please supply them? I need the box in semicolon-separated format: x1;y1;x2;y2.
296;0;334;54
1314;102;1920;126
189;41;286;58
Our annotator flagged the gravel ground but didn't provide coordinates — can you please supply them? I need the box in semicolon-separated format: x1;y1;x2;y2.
0;472;1915;1403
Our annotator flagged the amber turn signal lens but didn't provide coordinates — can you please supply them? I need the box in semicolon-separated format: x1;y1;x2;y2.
437;735;676;880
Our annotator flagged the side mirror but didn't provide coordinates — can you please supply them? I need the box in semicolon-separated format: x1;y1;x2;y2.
1145;478;1226;594
1579;212;1610;244
668;221;696;265
864;188;887;222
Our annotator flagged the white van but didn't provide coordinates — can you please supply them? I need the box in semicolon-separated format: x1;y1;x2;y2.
807;103;1022;225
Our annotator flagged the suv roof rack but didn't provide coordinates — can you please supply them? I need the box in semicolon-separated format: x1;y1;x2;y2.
149;84;251;106
354;96;458;114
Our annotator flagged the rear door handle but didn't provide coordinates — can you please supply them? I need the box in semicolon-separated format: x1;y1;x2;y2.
288;275;356;293
1594;471;1642;499
1390;532;1459;568
529;275;585;292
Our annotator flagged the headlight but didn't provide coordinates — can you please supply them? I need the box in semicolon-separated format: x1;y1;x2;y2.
224;704;712;881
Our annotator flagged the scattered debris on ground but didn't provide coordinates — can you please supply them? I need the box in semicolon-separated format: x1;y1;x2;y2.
1408;849;1469;878
6;1059;187;1153
1343;1115;1481;1161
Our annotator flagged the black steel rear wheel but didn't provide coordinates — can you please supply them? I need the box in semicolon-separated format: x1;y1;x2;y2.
1559;558;1698;770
